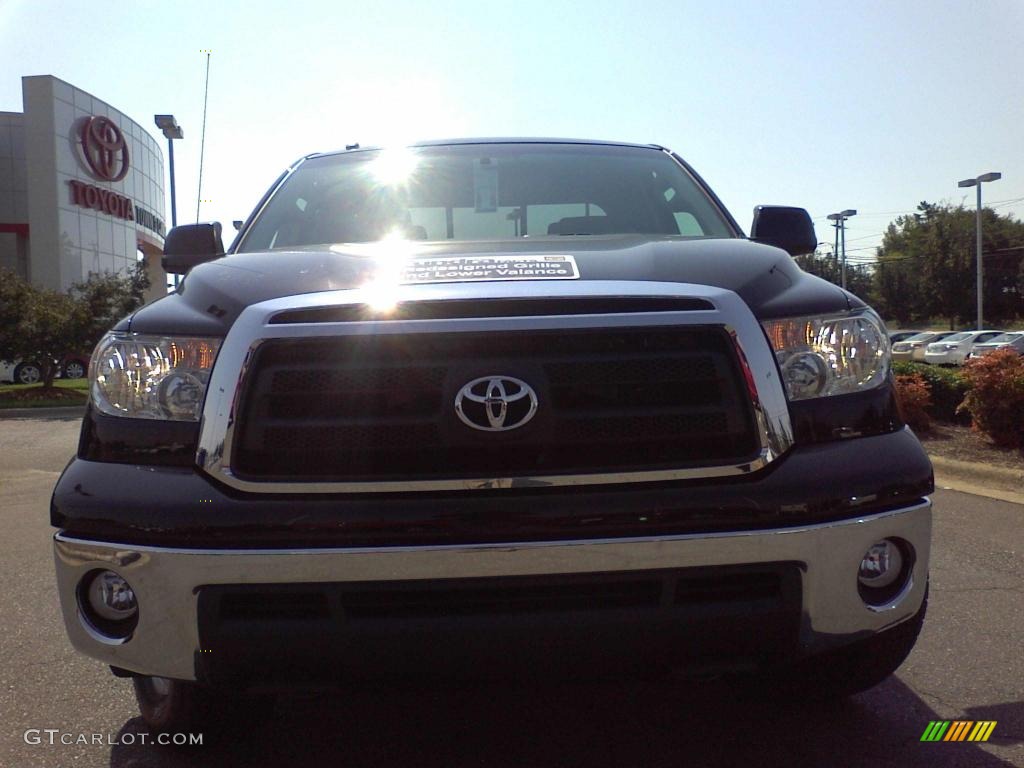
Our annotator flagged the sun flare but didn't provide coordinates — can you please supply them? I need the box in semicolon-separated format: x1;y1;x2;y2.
357;235;417;313
367;147;420;187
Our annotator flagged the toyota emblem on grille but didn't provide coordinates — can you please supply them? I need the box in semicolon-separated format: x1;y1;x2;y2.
455;376;538;432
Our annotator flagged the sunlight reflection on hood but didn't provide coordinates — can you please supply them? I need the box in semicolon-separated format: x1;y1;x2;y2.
356;232;417;312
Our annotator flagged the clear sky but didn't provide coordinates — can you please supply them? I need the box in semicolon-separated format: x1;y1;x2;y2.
2;0;1022;266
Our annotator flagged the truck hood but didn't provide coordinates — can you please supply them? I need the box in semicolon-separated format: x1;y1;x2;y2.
124;236;858;336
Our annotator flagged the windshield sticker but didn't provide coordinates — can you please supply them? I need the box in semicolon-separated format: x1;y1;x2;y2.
401;255;580;284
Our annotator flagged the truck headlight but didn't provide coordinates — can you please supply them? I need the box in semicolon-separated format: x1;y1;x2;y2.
762;311;889;400
90;333;221;420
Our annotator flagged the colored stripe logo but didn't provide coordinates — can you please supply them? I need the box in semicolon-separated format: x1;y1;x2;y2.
921;721;997;742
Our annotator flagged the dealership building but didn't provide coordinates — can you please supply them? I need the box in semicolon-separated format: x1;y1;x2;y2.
0;75;168;302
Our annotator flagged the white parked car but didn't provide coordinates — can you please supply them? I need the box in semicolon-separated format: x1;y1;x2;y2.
923;330;1004;366
967;332;1024;360
0;354;89;384
891;331;959;362
0;359;42;384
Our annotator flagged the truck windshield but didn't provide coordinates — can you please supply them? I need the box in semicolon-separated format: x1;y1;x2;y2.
237;143;735;250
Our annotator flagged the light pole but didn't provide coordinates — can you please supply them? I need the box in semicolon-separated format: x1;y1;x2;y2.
829;218;840;275
154;115;183;228
154;115;183;289
827;209;857;289
958;172;1001;330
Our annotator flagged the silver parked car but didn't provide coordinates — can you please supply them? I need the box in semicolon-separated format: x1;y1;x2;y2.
891;331;959;362
889;330;924;344
923;330;1004;366
967;332;1024;360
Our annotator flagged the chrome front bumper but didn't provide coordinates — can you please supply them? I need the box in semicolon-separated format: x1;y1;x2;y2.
54;500;931;681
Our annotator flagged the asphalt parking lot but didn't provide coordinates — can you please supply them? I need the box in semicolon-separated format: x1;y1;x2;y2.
1;412;1021;767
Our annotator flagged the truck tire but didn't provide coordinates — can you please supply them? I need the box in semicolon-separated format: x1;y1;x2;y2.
776;587;928;699
133;676;209;734
133;676;273;737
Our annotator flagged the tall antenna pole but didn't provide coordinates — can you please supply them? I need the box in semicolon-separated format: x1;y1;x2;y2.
196;50;211;223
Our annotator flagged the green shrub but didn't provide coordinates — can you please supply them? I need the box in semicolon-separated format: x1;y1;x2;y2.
957;350;1024;448
892;361;969;423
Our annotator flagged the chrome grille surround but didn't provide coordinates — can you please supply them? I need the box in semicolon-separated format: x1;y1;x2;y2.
196;280;794;493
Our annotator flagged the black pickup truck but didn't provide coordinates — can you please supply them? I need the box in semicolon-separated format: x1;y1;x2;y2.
52;138;932;733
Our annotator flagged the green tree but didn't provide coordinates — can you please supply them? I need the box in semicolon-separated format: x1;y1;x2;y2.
874;202;1024;328
0;263;149;389
794;248;874;301
873;254;921;326
67;263;150;355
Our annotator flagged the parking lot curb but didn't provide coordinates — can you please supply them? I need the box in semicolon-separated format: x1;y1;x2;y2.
930;455;1024;506
0;405;85;419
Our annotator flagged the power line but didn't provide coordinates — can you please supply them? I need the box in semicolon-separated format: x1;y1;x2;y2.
842;242;1024;266
842;231;889;243
811;197;1024;222
990;197;1024;210
816;206;1024;253
812;210;912;221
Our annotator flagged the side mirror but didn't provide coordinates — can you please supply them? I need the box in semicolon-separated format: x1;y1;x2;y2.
162;223;225;274
750;206;817;257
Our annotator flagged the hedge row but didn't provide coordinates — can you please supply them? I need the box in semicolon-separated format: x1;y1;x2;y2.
957;350;1024;448
893;352;1024;448
892;361;970;423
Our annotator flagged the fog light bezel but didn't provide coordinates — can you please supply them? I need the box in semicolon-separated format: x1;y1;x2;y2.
857;538;915;609
76;569;139;641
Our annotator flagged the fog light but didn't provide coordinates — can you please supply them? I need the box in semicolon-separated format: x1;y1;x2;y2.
86;570;138;621
780;352;829;399
858;540;903;589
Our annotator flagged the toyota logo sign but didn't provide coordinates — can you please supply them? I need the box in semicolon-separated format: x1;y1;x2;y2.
80;116;130;182
455;376;539;432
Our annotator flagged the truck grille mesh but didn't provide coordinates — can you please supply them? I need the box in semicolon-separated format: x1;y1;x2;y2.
231;326;759;483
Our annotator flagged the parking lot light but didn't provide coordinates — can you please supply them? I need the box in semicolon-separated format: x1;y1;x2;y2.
827;210;857;289
958;172;1001;329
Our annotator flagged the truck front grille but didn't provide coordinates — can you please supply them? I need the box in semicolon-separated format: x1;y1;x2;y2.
195;565;803;683
202;567;795;624
230;326;760;483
